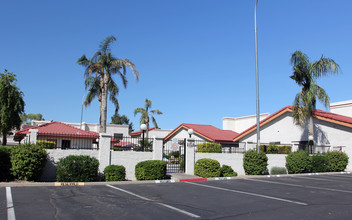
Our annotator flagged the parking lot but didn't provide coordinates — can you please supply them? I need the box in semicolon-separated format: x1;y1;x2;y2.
1;173;352;219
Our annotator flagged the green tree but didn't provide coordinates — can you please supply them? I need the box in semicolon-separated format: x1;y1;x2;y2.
290;51;340;148
77;36;139;133
111;113;134;133
0;70;25;145
134;98;162;138
20;113;44;123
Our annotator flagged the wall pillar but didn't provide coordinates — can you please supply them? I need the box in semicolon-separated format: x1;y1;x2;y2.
185;138;195;175
29;129;38;144
98;133;111;173
152;136;163;160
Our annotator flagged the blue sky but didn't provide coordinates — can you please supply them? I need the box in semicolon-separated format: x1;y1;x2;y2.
1;0;351;131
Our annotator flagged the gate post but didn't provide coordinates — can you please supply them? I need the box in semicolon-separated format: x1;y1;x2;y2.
152;136;163;160
98;133;111;173
185;138;195;175
29;129;38;144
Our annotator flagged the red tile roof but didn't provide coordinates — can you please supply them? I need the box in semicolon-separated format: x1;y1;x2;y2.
164;123;239;143
129;127;156;136
15;121;99;139
233;106;352;142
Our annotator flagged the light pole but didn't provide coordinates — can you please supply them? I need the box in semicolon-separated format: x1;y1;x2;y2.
255;0;260;153
140;124;147;151
188;129;194;138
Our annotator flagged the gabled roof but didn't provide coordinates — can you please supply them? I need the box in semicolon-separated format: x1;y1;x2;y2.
15;121;99;139
233;106;352;142
164;123;239;143
129;127;156;136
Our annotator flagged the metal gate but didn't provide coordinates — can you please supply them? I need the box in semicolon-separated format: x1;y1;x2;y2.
163;138;186;173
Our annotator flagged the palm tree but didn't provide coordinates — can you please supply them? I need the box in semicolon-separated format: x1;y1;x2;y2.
77;36;139;133
290;50;340;150
134;98;163;138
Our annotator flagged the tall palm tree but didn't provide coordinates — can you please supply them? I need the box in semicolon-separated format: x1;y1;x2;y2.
77;36;139;133
290;50;340;148
134;98;163;138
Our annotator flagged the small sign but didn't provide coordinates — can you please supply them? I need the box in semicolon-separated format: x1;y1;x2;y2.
54;182;85;186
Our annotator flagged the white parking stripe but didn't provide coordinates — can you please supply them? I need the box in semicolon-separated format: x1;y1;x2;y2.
106;184;200;218
186;182;307;206
6;187;16;220
294;176;336;182
246;178;352;194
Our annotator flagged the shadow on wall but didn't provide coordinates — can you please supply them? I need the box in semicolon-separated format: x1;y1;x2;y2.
38;156;57;182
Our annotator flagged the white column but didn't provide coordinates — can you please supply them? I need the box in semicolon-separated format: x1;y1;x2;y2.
98;133;111;173
29;129;38;144
152;136;163;160
186;138;195;175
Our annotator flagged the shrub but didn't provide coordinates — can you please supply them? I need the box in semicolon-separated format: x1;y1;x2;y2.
10;144;48;181
270;167;287;175
104;165;126;181
135;160;166;180
326;151;349;172
135;140;153;152
243;149;268;175
56;155;99;182
194;158;221;178
311;155;329;173
285;150;311;174
279;145;292;154
0;146;13;181
197;143;222;153
267;144;279;154
37;140;56;149
220;165;237;177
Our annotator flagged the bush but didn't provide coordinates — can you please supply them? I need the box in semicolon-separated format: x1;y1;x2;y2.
0;146;13;181
326;151;349;172
279;145;292;154
37;140;56;149
104;165;126;181
243;149;268;175
56;155;99;182
10;144;48;181
270;167;287;175
194;158;221;178
220;165;237;177
197;143;222;153
311;155;329;173
267;144;279;154
135;160;166;180
135;140;153;152
285;150;311;174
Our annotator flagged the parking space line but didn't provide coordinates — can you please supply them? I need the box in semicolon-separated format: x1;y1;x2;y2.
246;178;352;194
186;182;307;206
6;187;16;220
293;176;336;182
106;184;200;218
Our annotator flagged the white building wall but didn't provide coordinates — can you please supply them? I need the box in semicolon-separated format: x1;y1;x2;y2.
148;129;172;139
330;100;352;118
223;113;270;133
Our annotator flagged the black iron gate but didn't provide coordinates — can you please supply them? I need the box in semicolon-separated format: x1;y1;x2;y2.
163;138;186;173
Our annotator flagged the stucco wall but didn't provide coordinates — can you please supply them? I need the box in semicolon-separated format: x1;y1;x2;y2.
110;151;153;180
223;113;270;133
330;100;352;118
194;153;287;176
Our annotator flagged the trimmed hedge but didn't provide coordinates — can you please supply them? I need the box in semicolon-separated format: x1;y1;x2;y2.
267;144;279;154
194;158;221;178
197;143;222;153
0;146;13;181
56;155;99;182
104;165;126;181
270;167;288;175
10;144;47;181
311;155;329;173
326;151;349;172
135;160;166;180
243;149;268;175
285;150;311;174
37;140;56;149
220;165;237;177
260;144;291;154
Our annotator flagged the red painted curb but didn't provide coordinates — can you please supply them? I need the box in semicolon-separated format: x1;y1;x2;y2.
179;178;207;182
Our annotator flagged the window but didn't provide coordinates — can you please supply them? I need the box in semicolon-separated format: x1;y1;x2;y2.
61;140;71;149
114;133;123;140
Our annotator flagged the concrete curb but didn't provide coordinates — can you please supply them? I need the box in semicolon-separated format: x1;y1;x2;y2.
1;171;350;187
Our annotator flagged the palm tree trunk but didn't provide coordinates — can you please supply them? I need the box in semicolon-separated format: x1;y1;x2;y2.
308;116;314;154
100;74;108;133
